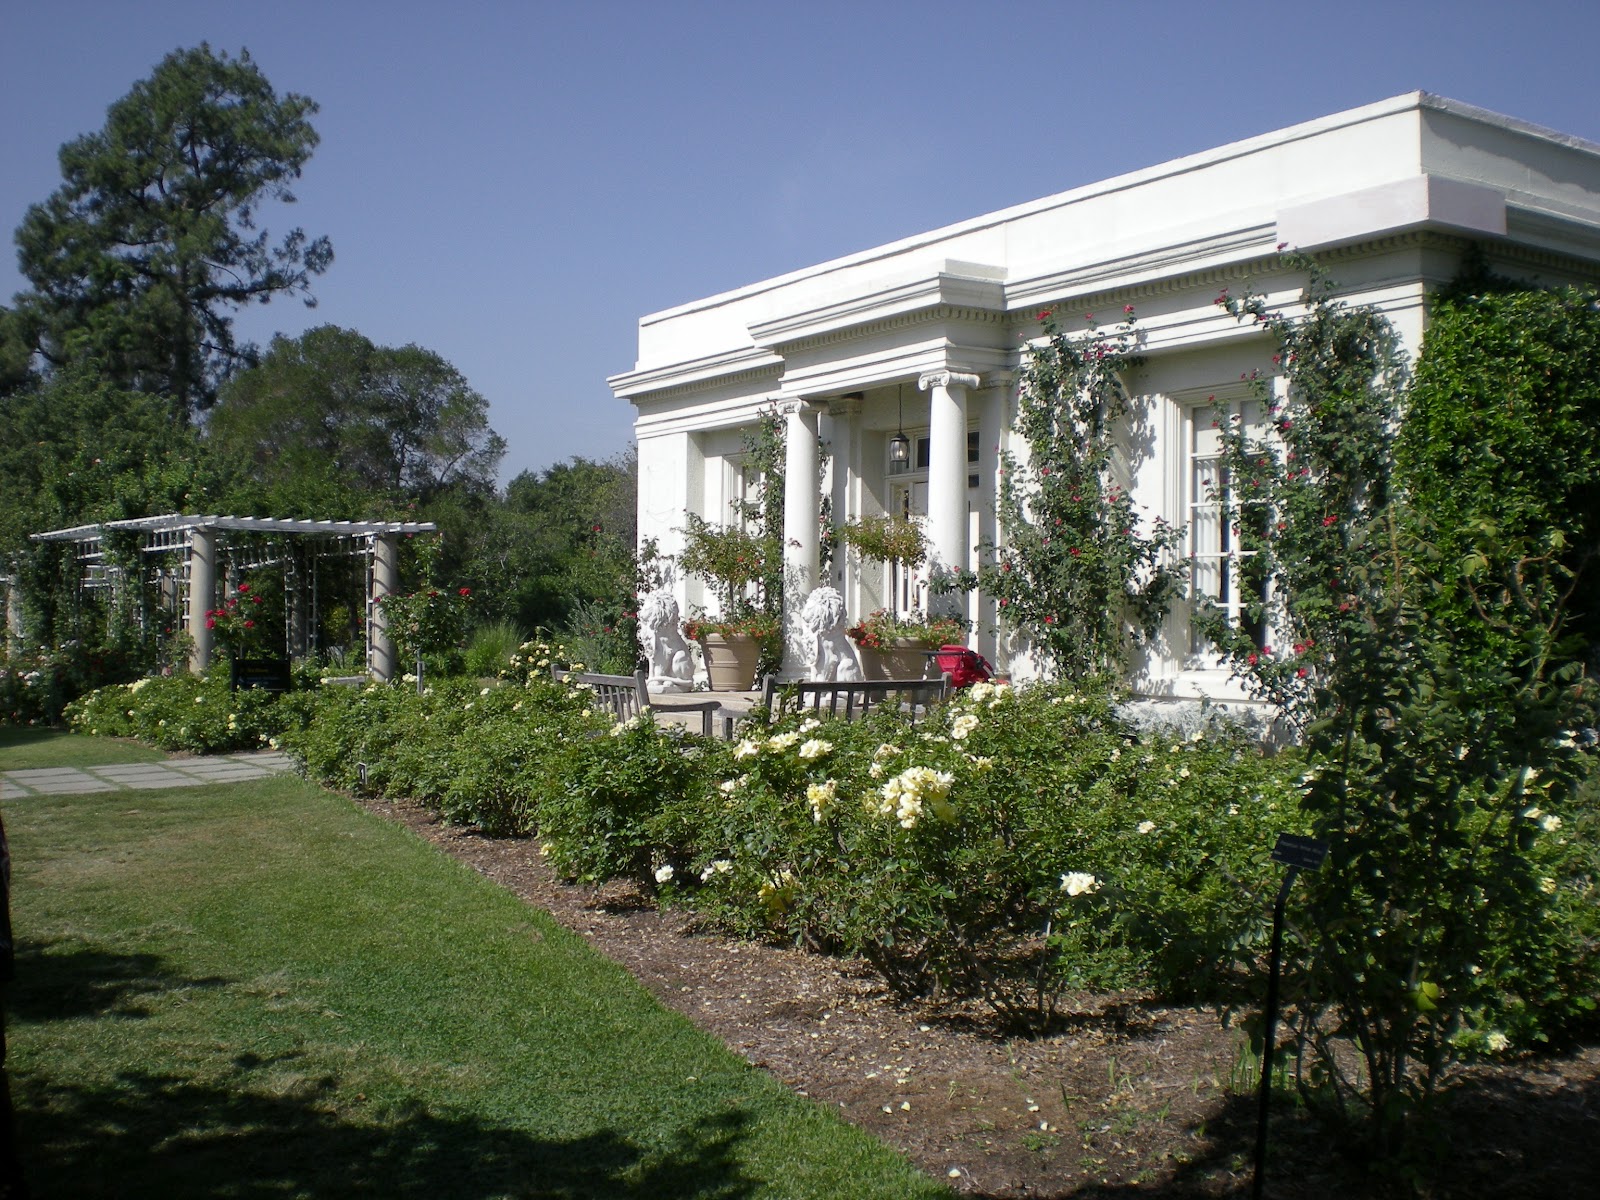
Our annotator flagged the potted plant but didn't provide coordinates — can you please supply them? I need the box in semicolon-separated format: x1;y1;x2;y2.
845;608;969;679
836;514;926;575
677;513;782;689
681;608;780;690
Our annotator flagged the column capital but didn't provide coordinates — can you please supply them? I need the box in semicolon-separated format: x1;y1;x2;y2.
777;397;824;417
827;392;863;417
918;370;981;393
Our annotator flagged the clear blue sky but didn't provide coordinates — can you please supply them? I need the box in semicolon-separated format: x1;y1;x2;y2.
5;0;1600;487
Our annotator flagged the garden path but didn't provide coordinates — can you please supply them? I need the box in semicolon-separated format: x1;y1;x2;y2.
0;750;296;796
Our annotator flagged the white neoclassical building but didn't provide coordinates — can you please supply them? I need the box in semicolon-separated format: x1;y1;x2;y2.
609;93;1600;697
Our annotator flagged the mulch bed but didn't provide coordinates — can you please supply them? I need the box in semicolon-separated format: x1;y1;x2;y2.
356;793;1600;1198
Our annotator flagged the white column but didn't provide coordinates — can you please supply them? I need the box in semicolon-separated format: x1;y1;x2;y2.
781;400;822;595
187;526;216;674
369;533;399;682
919;370;979;589
781;400;823;678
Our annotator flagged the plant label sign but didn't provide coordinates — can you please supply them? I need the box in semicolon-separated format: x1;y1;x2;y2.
1271;832;1329;871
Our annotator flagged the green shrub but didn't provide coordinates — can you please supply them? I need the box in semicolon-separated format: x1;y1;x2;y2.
672;681;1301;1022
533;717;716;883
67;670;287;753
1204;261;1600;1151
2;639;142;726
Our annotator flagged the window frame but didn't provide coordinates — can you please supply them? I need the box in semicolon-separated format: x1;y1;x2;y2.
1184;391;1274;668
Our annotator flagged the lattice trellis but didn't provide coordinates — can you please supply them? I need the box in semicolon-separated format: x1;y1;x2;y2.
30;514;437;663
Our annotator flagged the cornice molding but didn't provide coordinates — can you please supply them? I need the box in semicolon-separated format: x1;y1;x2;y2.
609;347;783;402
621;220;1600;411
767;303;1013;359
749;266;1006;352
1006;223;1279;310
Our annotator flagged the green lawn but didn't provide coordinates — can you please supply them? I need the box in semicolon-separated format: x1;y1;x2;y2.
0;725;168;768
4;774;948;1199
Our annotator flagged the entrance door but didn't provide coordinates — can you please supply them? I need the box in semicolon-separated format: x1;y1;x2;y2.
889;481;929;614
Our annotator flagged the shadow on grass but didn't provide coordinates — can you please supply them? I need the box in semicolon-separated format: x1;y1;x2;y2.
14;1064;762;1200
0;727;60;749
6;940;771;1198
8;940;230;1022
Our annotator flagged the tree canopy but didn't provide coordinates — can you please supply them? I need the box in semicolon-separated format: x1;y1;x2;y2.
7;44;331;416
207;325;506;503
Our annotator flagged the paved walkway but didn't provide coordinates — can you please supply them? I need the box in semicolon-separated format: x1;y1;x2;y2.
1;751;297;797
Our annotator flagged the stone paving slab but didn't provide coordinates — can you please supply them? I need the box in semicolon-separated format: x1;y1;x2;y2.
116;775;212;791
4;772;118;795
4;771;96;790
2;750;296;798
87;765;207;787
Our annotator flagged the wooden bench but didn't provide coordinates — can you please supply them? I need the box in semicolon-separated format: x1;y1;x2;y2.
749;673;952;729
551;667;721;736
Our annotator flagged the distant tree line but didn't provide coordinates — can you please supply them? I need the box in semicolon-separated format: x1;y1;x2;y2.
0;44;636;672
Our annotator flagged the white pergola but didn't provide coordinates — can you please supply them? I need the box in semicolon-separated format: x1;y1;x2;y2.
30;514;438;680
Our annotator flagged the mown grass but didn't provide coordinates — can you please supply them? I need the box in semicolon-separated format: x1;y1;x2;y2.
0;725;168;768
5;774;949;1199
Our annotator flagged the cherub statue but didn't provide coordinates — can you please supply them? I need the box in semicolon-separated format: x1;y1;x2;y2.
800;586;862;681
637;587;695;693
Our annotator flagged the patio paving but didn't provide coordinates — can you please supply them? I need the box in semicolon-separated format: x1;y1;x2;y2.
1;751;297;798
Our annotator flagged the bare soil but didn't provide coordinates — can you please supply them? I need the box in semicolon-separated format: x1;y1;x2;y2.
358;794;1600;1199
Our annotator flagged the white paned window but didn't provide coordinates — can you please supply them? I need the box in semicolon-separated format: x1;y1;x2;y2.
1188;398;1269;657
884;431;981;615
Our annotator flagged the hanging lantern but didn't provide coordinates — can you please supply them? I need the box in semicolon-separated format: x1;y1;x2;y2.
888;386;911;474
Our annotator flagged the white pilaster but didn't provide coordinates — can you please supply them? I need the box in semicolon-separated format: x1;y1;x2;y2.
974;375;1012;662
825;394;862;591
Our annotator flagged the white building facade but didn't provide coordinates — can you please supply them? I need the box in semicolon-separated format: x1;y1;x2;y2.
609;94;1600;697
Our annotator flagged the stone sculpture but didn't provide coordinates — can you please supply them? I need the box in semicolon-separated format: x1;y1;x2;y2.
637;587;695;693
799;586;861;681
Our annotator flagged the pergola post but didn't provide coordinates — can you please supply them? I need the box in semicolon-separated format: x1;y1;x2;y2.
187;526;216;673
369;533;399;682
288;547;308;658
4;571;24;656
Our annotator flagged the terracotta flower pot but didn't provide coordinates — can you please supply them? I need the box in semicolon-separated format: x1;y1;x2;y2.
856;638;933;681
698;631;763;690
